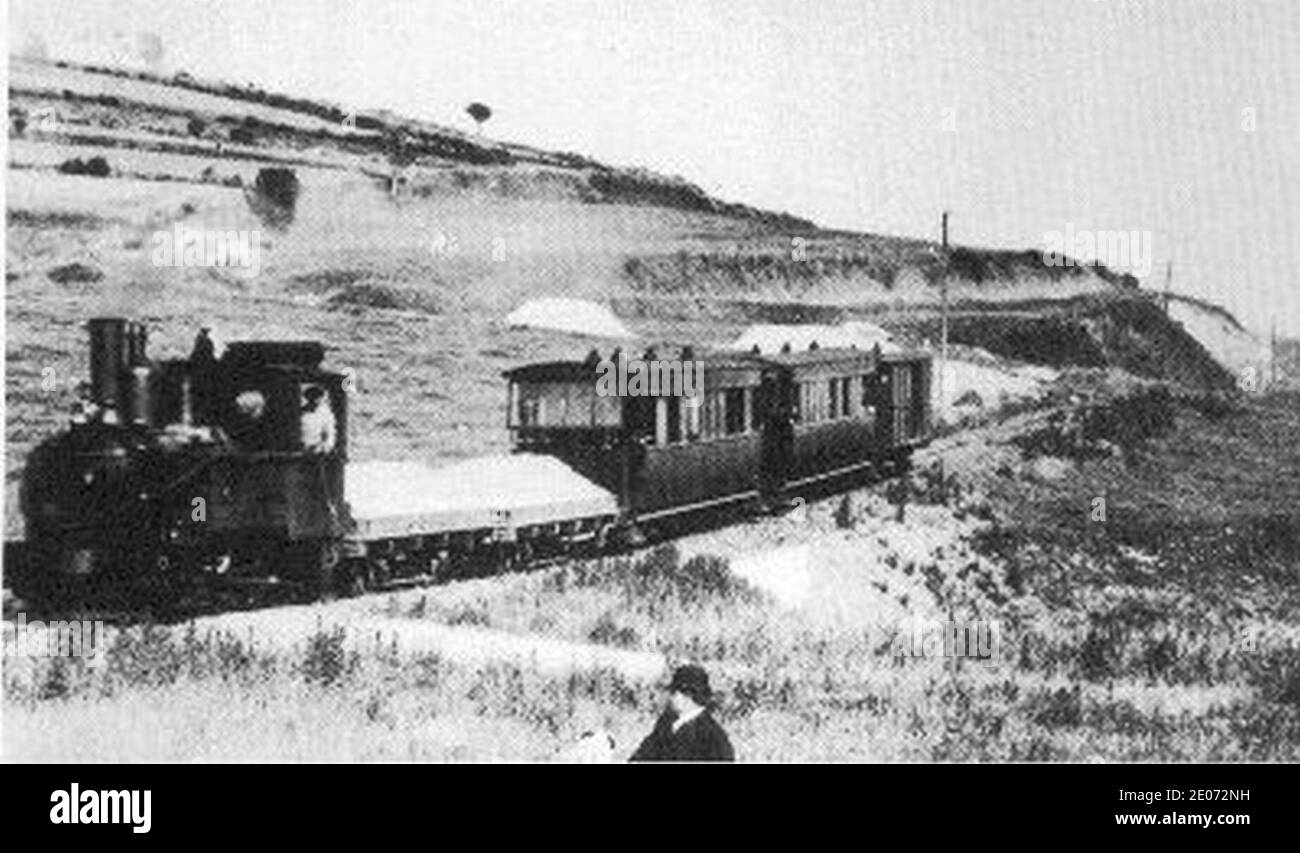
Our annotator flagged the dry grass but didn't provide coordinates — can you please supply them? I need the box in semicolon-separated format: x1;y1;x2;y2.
7;484;1297;761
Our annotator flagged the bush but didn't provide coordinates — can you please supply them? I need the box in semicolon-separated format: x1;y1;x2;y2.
445;602;490;627
57;156;112;178
678;554;755;603
587;612;640;648
582;545;761;607
47;262;103;284
834;495;854;529
1012;386;1176;463
254;167;299;207
301;624;352;686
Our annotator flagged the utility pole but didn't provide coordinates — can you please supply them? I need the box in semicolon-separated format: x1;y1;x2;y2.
1163;261;1173;314
938;210;950;505
940;210;950;404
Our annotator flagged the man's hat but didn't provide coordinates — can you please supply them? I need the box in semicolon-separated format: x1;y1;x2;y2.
667;664;713;706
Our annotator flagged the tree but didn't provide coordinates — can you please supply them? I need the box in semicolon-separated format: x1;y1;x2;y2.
466;102;492;134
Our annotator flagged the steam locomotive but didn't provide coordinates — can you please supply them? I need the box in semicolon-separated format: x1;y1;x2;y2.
7;318;931;610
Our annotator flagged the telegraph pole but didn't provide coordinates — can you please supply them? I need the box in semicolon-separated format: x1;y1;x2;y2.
940;210;950;405
938;211;950;505
1163;261;1173;314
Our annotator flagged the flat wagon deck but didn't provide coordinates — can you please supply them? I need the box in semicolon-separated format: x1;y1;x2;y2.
344;454;619;544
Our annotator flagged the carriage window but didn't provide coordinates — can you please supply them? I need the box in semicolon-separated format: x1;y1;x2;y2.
724;387;746;435
593;391;622;427
841;377;853;417
685;396;702;440
516;385;543;426
657;396;683;445
828;380;839;420
627;395;655;441
515;381;616;428
703;391;719;437
519;397;541;426
806;379;826;423
894;365;912;406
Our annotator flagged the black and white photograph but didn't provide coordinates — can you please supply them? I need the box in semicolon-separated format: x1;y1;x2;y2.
1;0;1297;783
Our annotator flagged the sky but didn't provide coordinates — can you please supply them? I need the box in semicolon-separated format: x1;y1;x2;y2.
10;0;1300;336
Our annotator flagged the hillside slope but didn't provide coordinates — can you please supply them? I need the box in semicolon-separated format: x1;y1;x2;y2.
8;55;1139;304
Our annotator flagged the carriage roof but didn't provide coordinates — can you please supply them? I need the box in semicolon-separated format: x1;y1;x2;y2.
503;343;927;386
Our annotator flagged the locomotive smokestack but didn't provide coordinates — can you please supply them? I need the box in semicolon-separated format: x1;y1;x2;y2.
88;317;126;411
88;317;142;414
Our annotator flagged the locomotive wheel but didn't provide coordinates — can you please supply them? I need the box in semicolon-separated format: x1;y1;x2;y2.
339;558;370;597
13;543;99;614
315;542;343;602
286;540;343;602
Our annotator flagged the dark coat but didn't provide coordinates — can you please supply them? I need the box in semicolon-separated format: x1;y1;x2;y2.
629;711;735;762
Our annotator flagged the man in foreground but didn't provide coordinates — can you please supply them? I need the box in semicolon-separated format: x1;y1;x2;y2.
629;664;735;762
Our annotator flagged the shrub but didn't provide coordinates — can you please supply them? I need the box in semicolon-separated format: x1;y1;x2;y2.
47;262;103;284
57;156;112;177
587;612;640;648
301;624;352;686
254;167;299;208
677;553;756;604
445;602;490;627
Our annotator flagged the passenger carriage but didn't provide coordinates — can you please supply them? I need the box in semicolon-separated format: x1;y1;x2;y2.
503;341;932;539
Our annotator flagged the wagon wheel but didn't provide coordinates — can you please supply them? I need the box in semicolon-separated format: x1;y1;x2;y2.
289;540;342;602
317;541;343;601
595;521;619;554
339;558;369;597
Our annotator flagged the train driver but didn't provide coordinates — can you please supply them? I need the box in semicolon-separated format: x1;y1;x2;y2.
300;385;336;454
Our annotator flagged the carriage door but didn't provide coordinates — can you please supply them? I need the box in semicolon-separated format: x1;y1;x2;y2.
892;364;915;442
867;365;892;446
757;369;792;497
